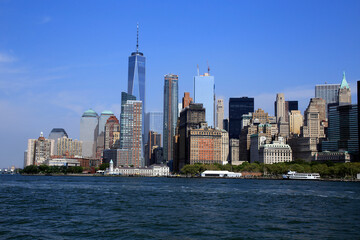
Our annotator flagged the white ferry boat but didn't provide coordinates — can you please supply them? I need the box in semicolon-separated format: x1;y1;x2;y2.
282;171;320;180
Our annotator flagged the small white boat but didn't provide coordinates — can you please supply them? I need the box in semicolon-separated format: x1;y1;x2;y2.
283;171;320;180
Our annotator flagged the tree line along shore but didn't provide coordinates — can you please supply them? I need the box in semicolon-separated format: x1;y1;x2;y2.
19;161;360;180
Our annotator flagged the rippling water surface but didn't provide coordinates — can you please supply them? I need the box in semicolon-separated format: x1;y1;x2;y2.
0;175;359;239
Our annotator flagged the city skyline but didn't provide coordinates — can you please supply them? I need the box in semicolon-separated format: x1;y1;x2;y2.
1;0;360;168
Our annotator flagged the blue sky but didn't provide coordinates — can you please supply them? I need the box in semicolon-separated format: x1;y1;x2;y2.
0;0;359;168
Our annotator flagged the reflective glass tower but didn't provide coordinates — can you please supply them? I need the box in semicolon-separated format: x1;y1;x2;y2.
194;73;215;127
128;24;146;138
163;74;178;163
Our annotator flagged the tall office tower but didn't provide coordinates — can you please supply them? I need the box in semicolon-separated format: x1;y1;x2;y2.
229;97;254;139
308;98;326;123
175;103;206;172
128;24;146;139
339;72;351;105
216;99;224;129
98;111;115;135
144;112;163;145
120;92;143;167
96;111;115;158
48;128;68;155
322;104;358;153
302;100;326;138
80;109;99;158
57;136;82;157
146;131;161;166
285;101;298;122
194;72;215;127
182;92;193;109
104;116;120;149
275;93;285;123
25;132;55;167
289;110;303;135
163;74;178;164
316;80;340;118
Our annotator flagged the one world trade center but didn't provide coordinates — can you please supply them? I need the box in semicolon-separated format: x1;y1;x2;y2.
128;24;146;137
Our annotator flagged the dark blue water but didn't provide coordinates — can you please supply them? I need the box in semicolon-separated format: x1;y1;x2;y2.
0;175;359;239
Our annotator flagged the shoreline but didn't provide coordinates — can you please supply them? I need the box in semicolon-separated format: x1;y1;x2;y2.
15;173;360;182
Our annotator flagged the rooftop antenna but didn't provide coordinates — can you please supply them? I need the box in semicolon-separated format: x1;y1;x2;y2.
136;23;139;52
197;64;200;76
207;60;210;74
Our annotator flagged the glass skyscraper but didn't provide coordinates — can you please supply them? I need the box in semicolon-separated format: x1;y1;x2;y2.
80;109;99;158
194;73;215;127
145;112;163;145
163;74;178;163
229;97;254;139
315;83;340;117
322;104;358;154
128;25;146;138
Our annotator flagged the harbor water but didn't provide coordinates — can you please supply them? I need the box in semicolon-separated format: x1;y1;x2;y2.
0;175;359;239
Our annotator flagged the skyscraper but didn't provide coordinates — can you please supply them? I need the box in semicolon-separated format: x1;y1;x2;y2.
163;74;179;163
104;116;120;149
80;109;99;158
48;128;68;155
229;97;254;139
216;99;224;129
120;92;143;167
25;132;55;167
339;72;351;105
275;93;285;123
322;104;358;153
194;73;215;127
96;111;114;159
128;24;146;138
144;112;163;145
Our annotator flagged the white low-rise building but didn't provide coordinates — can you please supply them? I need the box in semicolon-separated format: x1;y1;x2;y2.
44;158;80;167
106;164;170;176
201;170;242;178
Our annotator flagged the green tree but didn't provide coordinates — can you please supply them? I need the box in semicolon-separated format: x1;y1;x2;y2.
99;163;109;170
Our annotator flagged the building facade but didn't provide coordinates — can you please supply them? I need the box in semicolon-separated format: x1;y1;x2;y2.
194;73;215;127
25;132;55;166
182;92;193;109
322;104;358;154
57;136;83;157
120;92;143;167
339;72;351;105
175;103;206;172
229;97;254;139
48;128;68;155
216;99;224;129
144;111;163;145
104;116;120;150
163;74;179;164
189;127;222;165
275;93;285;123
289;110;303;135
258;140;292;164
80;109;99;158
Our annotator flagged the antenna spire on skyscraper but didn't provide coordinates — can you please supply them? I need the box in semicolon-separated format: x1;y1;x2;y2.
136;23;139;53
